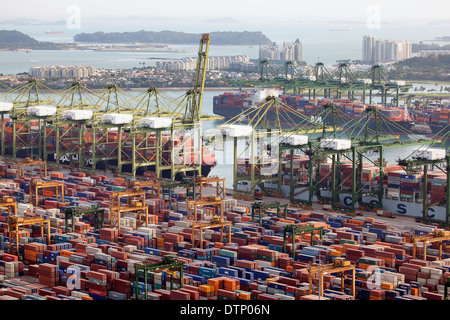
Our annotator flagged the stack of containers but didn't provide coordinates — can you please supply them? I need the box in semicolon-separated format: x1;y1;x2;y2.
87;271;108;299
319;163;332;187
38;263;59;287
430;174;446;204
362;166;379;191
400;173;422;202
386;170;404;200
340;163;353;189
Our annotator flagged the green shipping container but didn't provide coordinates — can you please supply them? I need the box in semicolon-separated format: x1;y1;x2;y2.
339;239;357;245
256;255;276;262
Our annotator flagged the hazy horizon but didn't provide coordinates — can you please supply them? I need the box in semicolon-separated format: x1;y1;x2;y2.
1;0;450;69
1;0;449;44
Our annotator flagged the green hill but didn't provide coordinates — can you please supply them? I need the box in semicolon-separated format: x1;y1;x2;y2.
393;54;450;81
0;30;62;49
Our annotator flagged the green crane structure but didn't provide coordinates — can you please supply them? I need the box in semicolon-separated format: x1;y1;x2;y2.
43;82;97;168
251;200;288;226
398;154;450;227
2;79;58;161
134;255;184;300
228;60;411;108
282;223;324;258
63;205;105;233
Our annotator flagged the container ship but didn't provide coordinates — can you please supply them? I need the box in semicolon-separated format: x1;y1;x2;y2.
236;152;447;221
409;106;450;136
0;119;216;180
213;88;415;134
44;30;65;34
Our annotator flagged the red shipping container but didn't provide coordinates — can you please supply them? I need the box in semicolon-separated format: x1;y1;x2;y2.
170;290;191;300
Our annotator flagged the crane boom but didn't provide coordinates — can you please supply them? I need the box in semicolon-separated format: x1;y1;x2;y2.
185;33;210;123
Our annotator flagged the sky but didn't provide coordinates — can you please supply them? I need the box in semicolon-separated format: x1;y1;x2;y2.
1;0;450;50
2;0;450;25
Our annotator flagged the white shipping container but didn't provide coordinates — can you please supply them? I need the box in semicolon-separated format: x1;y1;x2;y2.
222;124;253;137
27;105;57;116
0;102;13;112
64;109;93;120
281;134;308;146
139;116;172;128
320;138;351;150
101;113;133;124
411;147;446;160
18;203;33;211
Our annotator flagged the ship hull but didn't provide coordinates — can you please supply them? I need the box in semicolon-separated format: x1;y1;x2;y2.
254;183;447;221
428;123;450;136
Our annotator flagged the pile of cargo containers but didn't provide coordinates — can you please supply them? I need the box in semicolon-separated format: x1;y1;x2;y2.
277;96;410;122
0;162;450;301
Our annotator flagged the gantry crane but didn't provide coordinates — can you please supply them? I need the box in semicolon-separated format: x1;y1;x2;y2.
160;178;194;209
411;229;450;260
251;200;288;226
17;157;47;178
194;175;226;200
29;179;64;207
283;223;324;258
308;258;356;298
4;79;58;161
399;154;450;227
63;205;105;233
127;179;162;199
8;215;50;255
0;196;17;217
186;195;224;221
110;187;148;233
134;255;184;300
184;33;210;124
191;217;232;249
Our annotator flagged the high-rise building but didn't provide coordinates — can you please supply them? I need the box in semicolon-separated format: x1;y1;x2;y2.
363;36;412;63
259;39;303;63
362;35;376;63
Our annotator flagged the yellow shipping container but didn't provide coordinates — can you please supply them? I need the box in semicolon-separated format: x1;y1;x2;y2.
358;263;370;270
381;282;394;290
331;250;342;257
199;284;215;293
237;292;251;300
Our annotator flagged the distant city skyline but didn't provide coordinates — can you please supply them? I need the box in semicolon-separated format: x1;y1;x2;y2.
1;0;450;68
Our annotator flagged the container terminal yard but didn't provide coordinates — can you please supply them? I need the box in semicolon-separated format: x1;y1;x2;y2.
1;34;450;304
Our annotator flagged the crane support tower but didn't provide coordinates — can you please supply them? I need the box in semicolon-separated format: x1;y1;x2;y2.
411;229;450;260
134;255;184;300
283;223;324;257
308;258;356;298
251;200;288;226
29;179;65;207
8;216;50;255
0;197;17;217
63;205;105;233
110;188;148;234
17;157;47;178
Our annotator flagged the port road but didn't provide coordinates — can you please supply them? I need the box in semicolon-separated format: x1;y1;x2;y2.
192;185;425;233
